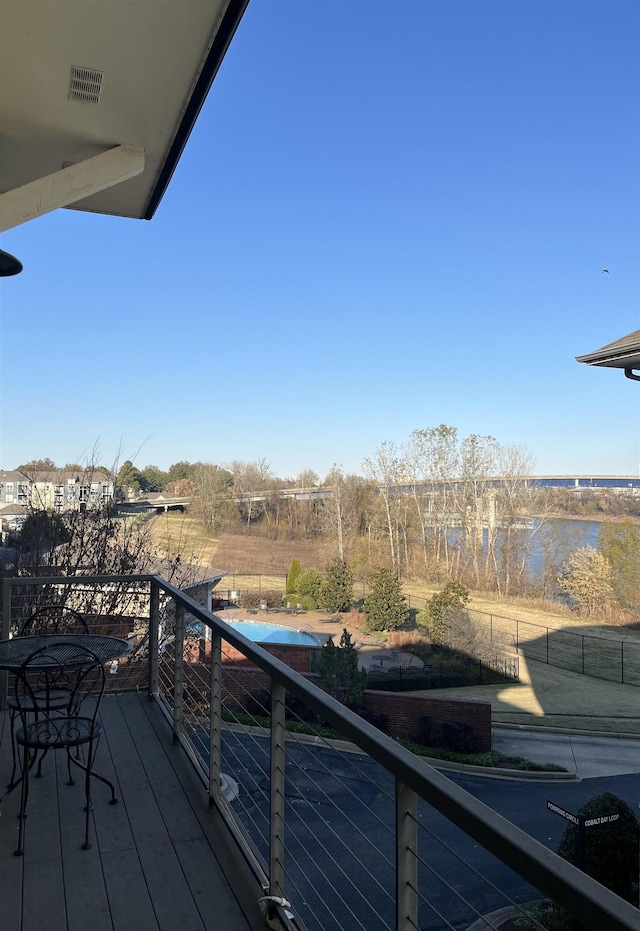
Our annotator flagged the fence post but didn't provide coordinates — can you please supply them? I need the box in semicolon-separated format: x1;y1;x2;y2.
546;628;549;665
148;578;160;699
270;682;287;899
0;578;11;711
209;631;222;807
621;640;624;684
173;601;185;744
581;635;585;675
396;780;418;931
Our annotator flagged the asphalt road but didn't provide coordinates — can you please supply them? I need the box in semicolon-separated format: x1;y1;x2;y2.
220;730;639;931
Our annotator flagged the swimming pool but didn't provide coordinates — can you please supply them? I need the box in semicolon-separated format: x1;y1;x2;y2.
223;620;320;646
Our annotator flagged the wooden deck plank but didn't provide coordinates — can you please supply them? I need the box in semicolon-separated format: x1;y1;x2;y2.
112;694;205;843
98;696;208;931
55;751;113;931
139;698;266;931
22;858;67;931
101;847;160;931
0;694;264;931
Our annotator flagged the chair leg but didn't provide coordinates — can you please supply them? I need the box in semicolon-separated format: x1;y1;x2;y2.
8;711;17;787
14;744;30;857
68;740;117;805
82;740;93;850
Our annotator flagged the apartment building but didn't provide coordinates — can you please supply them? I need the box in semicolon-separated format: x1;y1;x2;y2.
0;469;114;514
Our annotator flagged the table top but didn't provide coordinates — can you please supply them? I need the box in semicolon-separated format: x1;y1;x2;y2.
0;634;131;671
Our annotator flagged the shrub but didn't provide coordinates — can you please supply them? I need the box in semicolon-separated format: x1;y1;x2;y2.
362;567;408;632
427;581;470;643
298;567;324;604
557;792;639;904
319;558;354;613
517;792;640;930
411;715;482;754
239;589;284;609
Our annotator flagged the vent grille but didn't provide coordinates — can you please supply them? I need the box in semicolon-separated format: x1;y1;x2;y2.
68;66;103;104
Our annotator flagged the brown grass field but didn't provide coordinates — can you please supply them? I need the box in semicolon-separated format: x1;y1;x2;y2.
146;513;640;733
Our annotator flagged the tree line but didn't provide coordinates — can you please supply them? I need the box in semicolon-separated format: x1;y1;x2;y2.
14;424;640;610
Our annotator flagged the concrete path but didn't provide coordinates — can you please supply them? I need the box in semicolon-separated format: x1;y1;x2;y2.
493;725;640;779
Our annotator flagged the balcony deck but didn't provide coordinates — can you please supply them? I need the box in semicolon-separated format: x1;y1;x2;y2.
0;692;265;931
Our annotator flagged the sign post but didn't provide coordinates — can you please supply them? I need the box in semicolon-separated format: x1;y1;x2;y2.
546;800;620;871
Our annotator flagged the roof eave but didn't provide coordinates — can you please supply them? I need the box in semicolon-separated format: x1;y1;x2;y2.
143;0;250;220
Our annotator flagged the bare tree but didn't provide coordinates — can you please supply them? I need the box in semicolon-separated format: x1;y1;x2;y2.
319;466;367;561
362;441;405;576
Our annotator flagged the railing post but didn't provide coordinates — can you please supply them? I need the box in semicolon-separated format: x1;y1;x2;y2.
148;579;160;698
0;579;11;711
396;780;418;931
173;601;185;744
209;632;222;807
270;682;286;899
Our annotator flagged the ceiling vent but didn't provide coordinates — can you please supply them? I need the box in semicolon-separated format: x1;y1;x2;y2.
68;66;103;104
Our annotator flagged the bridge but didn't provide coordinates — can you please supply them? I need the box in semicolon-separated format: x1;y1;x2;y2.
233;475;640;504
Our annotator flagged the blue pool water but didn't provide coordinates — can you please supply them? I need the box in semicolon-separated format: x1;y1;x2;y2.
224;620;320;646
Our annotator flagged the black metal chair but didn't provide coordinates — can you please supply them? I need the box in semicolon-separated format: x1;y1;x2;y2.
13;641;117;855
18;604;89;637
7;606;90;785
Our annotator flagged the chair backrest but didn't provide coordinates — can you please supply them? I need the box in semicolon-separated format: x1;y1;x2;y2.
14;641;106;730
19;605;89;637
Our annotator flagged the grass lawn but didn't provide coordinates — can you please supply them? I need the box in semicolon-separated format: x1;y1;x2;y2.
421;653;640;734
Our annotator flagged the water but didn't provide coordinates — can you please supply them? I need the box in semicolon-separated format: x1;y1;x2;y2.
450;518;606;585
222;620;320;646
527;517;601;581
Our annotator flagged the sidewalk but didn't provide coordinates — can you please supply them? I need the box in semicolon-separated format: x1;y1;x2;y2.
492;725;640;779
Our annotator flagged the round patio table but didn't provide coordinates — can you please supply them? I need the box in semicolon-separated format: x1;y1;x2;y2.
370;652;393;666
0;634;131;670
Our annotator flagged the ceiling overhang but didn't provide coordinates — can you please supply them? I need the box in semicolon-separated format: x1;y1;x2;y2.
0;0;250;230
576;329;640;382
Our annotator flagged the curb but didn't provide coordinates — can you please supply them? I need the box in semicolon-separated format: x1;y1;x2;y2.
493;722;640;740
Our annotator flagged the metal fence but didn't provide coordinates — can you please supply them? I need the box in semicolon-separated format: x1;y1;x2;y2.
466;608;640;686
365;657;519;692
1;574;638;931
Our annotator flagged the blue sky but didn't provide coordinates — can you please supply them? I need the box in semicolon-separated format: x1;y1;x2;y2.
1;0;638;481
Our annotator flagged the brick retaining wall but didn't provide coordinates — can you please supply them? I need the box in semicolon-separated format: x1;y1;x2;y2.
204;663;491;752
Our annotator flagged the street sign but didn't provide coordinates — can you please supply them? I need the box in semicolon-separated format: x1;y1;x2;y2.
546;801;622;870
546;801;580;825
584;814;620;827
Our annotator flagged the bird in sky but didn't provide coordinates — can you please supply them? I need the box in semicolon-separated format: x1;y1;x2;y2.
602;268;609;273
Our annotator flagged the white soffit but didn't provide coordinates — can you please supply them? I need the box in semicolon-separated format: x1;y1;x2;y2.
0;0;249;222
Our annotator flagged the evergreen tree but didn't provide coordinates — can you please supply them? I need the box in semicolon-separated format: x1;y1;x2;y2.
319;558;354;613
317;629;365;705
286;559;303;595
427;581;470;644
362;567;408;632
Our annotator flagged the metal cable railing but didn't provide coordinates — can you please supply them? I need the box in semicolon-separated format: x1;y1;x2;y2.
2;575;638;931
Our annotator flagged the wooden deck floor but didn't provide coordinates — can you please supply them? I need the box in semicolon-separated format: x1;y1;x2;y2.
0;693;265;931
